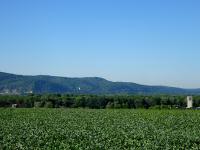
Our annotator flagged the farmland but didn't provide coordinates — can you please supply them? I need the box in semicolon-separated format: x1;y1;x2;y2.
0;109;200;149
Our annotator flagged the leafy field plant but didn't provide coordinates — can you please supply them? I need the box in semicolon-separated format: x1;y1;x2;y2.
0;109;200;149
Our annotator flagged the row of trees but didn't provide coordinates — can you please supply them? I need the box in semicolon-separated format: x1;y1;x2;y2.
0;94;200;109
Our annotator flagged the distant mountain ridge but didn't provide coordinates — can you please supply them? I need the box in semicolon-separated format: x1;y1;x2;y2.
0;72;200;95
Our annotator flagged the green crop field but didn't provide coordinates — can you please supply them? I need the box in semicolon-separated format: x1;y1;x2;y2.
0;109;200;149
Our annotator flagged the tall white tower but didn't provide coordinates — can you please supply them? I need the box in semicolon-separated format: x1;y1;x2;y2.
187;96;193;108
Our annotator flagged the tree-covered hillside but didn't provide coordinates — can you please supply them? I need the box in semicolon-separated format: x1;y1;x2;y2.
0;72;200;95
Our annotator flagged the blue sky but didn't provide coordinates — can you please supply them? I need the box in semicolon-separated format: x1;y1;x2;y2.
0;0;200;88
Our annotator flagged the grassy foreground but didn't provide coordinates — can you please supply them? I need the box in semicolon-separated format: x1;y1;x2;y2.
0;109;200;149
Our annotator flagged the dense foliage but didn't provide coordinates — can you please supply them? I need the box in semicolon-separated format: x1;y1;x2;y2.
0;94;200;109
1;72;200;95
0;109;200;149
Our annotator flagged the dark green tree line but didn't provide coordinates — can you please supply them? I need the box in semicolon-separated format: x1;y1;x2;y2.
0;94;199;109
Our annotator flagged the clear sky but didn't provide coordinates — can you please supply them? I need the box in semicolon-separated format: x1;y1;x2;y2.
0;0;200;88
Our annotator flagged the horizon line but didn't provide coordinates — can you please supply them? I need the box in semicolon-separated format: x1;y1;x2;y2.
0;71;199;90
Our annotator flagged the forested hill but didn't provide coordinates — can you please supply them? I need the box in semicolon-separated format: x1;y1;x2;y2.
0;72;200;95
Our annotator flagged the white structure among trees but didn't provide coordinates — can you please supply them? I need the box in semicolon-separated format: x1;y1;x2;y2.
12;104;18;108
187;96;193;108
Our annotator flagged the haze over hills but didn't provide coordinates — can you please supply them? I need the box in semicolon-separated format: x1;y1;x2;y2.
0;72;199;95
